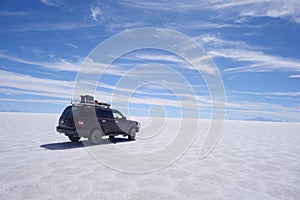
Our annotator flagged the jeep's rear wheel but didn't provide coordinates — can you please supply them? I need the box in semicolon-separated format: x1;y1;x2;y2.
88;129;103;145
68;135;80;142
128;128;136;141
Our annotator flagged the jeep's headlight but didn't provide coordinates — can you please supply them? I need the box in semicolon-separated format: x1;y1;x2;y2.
136;121;141;128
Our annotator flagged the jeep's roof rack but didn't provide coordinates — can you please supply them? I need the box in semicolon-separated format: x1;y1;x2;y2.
71;95;110;108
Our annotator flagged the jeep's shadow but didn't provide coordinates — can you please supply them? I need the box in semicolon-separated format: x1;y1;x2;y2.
40;137;131;150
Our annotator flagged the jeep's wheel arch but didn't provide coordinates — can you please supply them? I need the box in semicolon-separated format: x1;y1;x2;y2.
88;129;103;145
68;135;81;142
128;127;136;140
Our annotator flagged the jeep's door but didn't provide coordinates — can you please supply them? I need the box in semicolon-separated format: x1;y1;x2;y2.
112;110;128;133
96;109;120;134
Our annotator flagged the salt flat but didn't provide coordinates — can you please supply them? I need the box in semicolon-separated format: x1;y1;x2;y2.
0;112;299;200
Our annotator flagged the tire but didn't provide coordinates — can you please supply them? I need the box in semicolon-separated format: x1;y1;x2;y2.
88;129;103;145
68;135;80;142
128;128;136;141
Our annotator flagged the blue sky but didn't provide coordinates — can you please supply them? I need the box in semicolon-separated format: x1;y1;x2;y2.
0;0;300;122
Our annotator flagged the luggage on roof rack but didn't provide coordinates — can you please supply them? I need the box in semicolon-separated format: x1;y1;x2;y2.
71;95;110;108
80;95;94;103
94;101;110;107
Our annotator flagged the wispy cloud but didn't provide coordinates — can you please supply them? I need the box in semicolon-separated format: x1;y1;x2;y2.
106;22;142;32
0;70;73;99
196;34;300;73
120;0;205;12
90;6;102;22
65;43;79;49
196;34;256;50
1;22;97;33
97;81;209;103
232;90;300;97
0;11;29;16
289;74;300;78
98;79;300;121
115;51;217;74
122;0;300;24
0;97;68;105
213;0;300;24
211;48;300;73
0;52;81;72
40;0;63;7
129;53;184;63
212;0;300;24
166;21;240;31
226;99;300;121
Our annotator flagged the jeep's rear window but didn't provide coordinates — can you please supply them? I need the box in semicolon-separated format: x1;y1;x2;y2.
71;106;81;118
72;106;93;118
67;106;113;119
61;106;72;118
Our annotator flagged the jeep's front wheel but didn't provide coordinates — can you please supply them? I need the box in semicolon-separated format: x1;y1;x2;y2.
128;128;136;141
88;129;103;145
68;135;80;142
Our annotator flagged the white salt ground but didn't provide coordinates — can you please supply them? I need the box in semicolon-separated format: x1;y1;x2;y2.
0;112;299;200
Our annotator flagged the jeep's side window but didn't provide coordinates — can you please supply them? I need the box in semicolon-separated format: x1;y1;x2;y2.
96;108;102;118
96;109;113;119
113;111;124;119
104;110;113;119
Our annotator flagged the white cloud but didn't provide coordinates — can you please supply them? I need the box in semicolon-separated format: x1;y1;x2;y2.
196;34;254;49
97;76;300;121
232;90;300;97
195;34;300;73
289;74;300;78
0;70;73;99
166;21;239;30
40;0;63;7
0;87;68;99
106;22;142;32
134;53;183;63
90;6;102;22
97;81;208;102
1;22;97;33
0;52;81;72
79;58;127;75
0;97;68;105
118;51;217;74
98;79;300;121
225;100;300;121
122;0;300;24
210;48;300;73
0;11;29;16
65;43;79;49
209;0;300;24
120;0;205;12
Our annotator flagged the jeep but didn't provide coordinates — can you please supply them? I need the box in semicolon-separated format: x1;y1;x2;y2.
56;102;140;144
